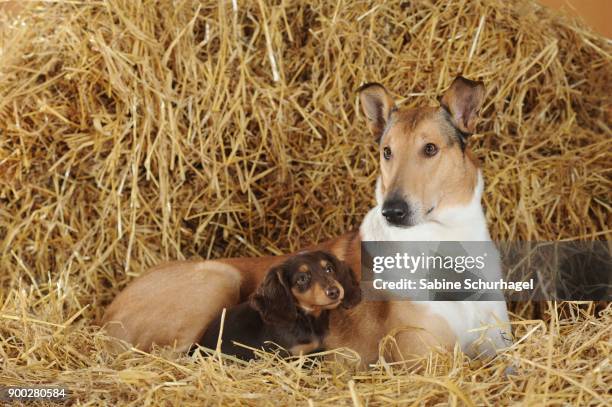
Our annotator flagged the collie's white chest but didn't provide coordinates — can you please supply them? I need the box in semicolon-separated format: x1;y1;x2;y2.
359;185;511;357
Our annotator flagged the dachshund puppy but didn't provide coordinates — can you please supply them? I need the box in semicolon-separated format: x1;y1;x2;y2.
194;251;361;360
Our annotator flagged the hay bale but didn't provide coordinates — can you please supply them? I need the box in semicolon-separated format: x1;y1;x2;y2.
0;0;609;404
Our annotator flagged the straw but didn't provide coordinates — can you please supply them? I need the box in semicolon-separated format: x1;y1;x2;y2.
0;0;610;404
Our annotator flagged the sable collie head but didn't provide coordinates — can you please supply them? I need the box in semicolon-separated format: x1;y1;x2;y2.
251;251;361;324
358;76;485;227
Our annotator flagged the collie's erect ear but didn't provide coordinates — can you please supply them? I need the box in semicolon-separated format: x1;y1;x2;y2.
358;83;396;142
334;259;361;309
250;266;297;324
440;76;485;135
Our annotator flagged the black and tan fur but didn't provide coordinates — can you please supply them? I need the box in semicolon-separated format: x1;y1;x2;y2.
194;251;361;360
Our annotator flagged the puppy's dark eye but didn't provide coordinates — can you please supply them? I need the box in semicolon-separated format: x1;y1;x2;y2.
424;143;438;157
325;264;334;273
296;273;310;286
383;146;392;160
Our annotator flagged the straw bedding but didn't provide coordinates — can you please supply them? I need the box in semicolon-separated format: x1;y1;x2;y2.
1;0;610;405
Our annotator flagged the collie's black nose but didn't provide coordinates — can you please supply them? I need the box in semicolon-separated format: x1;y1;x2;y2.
382;199;409;225
325;286;340;300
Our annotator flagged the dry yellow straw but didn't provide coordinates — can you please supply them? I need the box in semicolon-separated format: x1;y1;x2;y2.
0;0;610;404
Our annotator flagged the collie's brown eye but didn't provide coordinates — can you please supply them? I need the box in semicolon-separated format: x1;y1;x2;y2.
325;264;334;273
424;143;438;157
383;146;392;160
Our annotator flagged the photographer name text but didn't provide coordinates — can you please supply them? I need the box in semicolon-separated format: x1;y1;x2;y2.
372;278;534;292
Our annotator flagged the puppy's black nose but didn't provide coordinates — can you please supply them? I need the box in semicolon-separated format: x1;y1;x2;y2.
382;199;409;225
325;286;340;300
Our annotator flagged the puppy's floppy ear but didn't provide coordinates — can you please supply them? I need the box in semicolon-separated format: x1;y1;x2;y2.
358;83;396;142
250;265;297;324
440;76;485;135
334;259;361;309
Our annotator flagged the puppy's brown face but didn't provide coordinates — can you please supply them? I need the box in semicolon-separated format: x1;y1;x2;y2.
289;255;346;313
251;251;361;323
